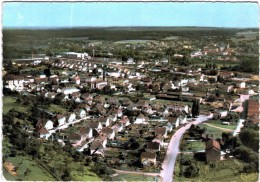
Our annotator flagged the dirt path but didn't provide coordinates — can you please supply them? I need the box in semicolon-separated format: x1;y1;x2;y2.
113;169;160;177
204;123;233;132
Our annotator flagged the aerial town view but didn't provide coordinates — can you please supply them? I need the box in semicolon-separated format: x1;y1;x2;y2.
2;2;259;182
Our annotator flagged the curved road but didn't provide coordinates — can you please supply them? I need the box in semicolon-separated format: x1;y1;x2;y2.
160;115;209;182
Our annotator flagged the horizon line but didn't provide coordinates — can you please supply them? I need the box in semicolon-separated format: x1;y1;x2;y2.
3;25;259;30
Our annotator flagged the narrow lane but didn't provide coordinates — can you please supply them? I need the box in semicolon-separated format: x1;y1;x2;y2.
160;115;209;182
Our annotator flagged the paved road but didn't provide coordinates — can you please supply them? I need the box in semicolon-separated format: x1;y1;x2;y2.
233;119;245;136
160;115;209;182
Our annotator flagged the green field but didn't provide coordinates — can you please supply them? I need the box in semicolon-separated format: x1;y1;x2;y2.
47;104;67;114
182;141;205;152
112;173;155;181
208;122;237;130
3;155;55;181
3;155;101;181
198;123;226;139
3;96;31;115
174;156;258;182
70;164;101;181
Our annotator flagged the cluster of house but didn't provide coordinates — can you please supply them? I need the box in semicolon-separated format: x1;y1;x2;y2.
34;91;191;159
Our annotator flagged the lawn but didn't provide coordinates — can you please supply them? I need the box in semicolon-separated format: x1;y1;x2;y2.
3;96;31;115
182;141;205;152
47;104;67;114
174;155;258;182
70;163;101;181
3;155;55;181
198;123;226;139
208;122;237;130
112;173;155;181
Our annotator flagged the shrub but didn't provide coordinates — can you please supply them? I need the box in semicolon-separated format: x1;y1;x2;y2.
184;162;200;178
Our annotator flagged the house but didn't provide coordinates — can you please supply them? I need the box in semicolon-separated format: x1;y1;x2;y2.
66;112;76;124
89;121;102;131
62;87;80;95
75;108;86;119
111;122;124;132
108;108;123;118
155;127;167;138
46;92;57;99
100;128;115;140
247;99;259;123
36;119;54;131
90;141;104;157
167;104;189;113
81;93;93;104
119;116;130;126
107;97;120;106
95;104;107;115
56;114;66;126
52;85;62;93
163;122;173;133
146;142;160;152
4;74;25;92
134;114;148;124
73;76;80;85
108;114;117;122
78;103;91;111
79;127;93;139
140;152;156;166
68;134;82;144
205;139;221;162
98;116;111;127
152;135;164;146
178;114;187;125
95;135;108;147
167;117;180;128
157;108;169;117
38;128;52;139
236;81;246;89
96;81;108;90
143;105;154;115
137;100;149;108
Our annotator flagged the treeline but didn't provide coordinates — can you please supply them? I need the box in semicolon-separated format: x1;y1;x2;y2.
3;27;245;47
221;57;259;74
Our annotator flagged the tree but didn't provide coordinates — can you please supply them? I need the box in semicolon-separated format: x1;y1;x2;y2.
191;100;200;117
183;162;199;177
24;168;31;179
166;47;175;65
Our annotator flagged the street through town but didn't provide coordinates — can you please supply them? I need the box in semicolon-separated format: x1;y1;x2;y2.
160;115;209;182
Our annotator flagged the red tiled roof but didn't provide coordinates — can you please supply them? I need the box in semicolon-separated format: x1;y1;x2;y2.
205;139;221;151
248;99;259;117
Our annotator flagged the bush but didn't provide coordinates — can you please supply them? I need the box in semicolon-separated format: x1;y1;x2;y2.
92;162;115;176
243;162;257;173
180;155;193;166
183;162;199;178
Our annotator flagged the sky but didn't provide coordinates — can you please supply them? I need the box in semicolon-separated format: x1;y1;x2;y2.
2;2;259;28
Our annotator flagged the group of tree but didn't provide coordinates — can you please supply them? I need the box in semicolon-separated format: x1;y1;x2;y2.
191;99;200;117
179;155;200;178
221;124;259;173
